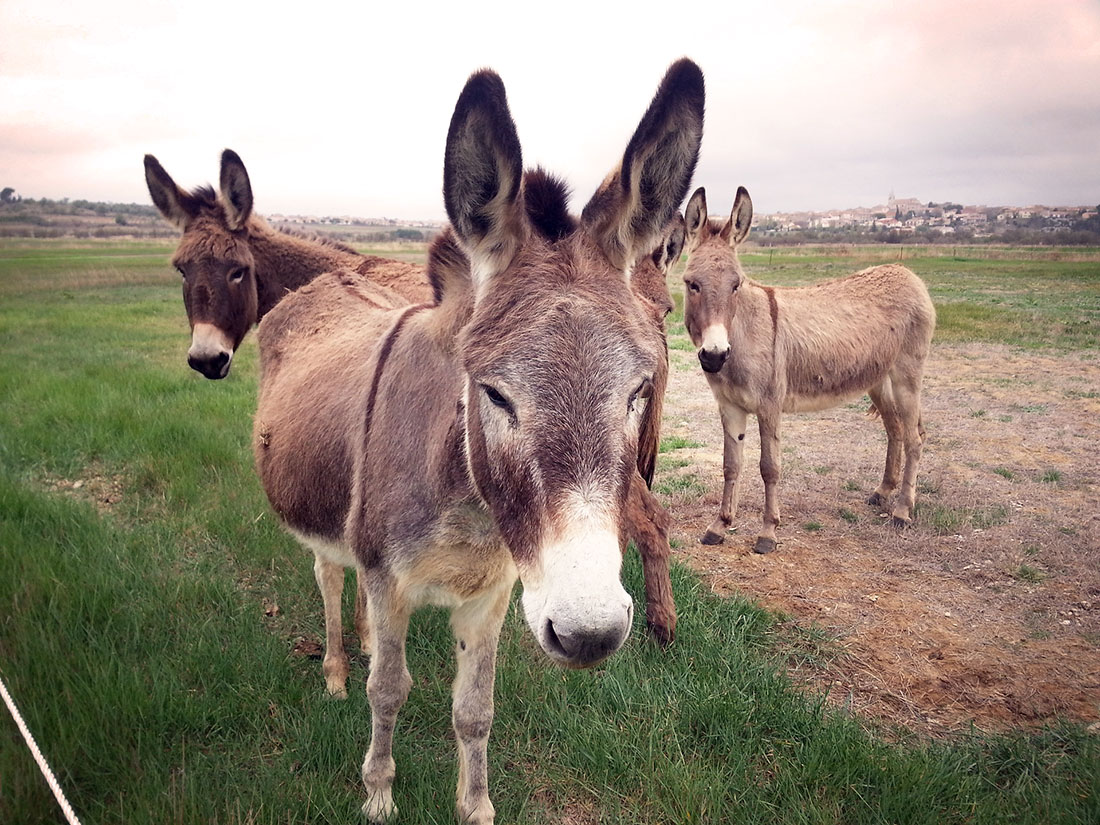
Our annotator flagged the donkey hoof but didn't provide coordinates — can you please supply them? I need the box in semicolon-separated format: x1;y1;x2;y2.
753;537;777;554
646;613;676;646
890;515;913;529
700;529;726;546
363;789;396;823
866;492;886;508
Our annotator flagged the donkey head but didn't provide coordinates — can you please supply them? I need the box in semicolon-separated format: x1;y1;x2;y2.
682;186;753;373
444;61;704;667
145;150;259;379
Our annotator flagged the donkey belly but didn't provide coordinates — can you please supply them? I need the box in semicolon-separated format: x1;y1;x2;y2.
254;388;358;543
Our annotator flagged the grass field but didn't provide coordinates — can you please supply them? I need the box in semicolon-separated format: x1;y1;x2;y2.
1;239;1098;823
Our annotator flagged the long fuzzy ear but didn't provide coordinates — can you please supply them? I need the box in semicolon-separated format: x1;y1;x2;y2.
219;149;253;231
684;186;708;248
442;69;525;295
144;154;201;229
581;58;705;273
719;185;752;246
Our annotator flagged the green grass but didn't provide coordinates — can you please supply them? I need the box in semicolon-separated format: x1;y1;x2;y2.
659;435;703;453
3;239;1099;824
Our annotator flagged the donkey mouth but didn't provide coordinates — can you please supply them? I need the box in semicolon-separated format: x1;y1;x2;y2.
698;350;728;373
188;351;232;379
536;601;634;668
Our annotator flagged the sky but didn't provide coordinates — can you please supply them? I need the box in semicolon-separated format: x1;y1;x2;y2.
2;0;1098;220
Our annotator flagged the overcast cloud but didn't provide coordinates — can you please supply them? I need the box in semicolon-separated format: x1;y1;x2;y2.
1;0;1097;219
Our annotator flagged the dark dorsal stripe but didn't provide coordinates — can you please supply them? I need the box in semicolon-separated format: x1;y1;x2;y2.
357;301;432;566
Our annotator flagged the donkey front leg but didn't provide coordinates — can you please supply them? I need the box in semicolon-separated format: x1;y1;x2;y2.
754;409;782;554
702;404;749;545
450;580;513;825
361;575;413;823
625;473;677;643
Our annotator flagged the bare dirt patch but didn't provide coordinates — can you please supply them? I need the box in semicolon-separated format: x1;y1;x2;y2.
658;341;1100;734
44;469;125;515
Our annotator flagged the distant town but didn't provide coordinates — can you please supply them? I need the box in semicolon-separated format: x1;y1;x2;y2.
754;192;1100;244
1;187;1098;245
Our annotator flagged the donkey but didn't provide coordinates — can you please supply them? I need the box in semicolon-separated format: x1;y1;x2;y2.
145;152;684;701
681;186;935;554
143;149;431;380
253;60;704;821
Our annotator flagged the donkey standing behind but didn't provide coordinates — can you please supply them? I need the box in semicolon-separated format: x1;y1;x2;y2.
681;186;935;554
254;61;704;821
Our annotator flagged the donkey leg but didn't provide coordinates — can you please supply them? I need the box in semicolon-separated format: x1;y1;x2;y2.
890;379;925;526
702;404;748;545
867;383;903;509
354;565;372;655
754;411;782;554
361;576;413;823
450;580;512;825
625;473;676;644
312;553;350;699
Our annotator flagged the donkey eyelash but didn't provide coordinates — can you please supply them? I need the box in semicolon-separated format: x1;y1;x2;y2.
480;383;512;412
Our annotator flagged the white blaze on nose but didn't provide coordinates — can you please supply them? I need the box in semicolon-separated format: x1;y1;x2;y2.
520;490;633;666
189;322;234;364
700;322;730;354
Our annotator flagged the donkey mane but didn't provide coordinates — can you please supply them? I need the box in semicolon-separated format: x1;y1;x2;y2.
524;167;576;241
425;167;576;304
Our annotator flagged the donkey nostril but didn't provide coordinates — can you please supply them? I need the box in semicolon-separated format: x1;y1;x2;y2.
544;619;567;658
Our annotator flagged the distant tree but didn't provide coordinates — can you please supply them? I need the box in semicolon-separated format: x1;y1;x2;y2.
115;215;128;226
0;187;14;203
393;228;424;241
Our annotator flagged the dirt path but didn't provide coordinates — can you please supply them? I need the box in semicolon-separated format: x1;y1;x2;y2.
657;340;1100;734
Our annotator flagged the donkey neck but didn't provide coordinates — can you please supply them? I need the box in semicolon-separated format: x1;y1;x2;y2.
246;219;364;320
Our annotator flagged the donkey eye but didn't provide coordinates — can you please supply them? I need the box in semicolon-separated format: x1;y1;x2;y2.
176;266;186;280
731;282;740;294
628;378;654;413
481;383;513;413
686;281;700;294
228;267;246;284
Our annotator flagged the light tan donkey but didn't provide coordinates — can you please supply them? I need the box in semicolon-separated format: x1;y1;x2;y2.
253;60;705;821
681;186;935;554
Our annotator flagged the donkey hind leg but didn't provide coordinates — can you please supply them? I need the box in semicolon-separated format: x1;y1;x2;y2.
451;580;513;825
867;381;904;511
888;372;925;527
754;409;782;555
361;576;413;823
702;404;749;546
625;473;676;644
312;553;351;699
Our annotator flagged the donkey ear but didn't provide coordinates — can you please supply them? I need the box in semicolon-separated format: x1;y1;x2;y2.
719;185;752;246
684;186;708;247
220;149;253;231
443;69;525;295
652;213;686;275
145;154;199;230
581;58;705;273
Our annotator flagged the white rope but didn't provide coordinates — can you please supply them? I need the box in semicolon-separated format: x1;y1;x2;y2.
0;673;84;825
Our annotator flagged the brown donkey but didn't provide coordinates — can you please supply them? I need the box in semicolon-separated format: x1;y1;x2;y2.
253;60;704;821
145;152;684;701
143;149;430;380
682;186;935;554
